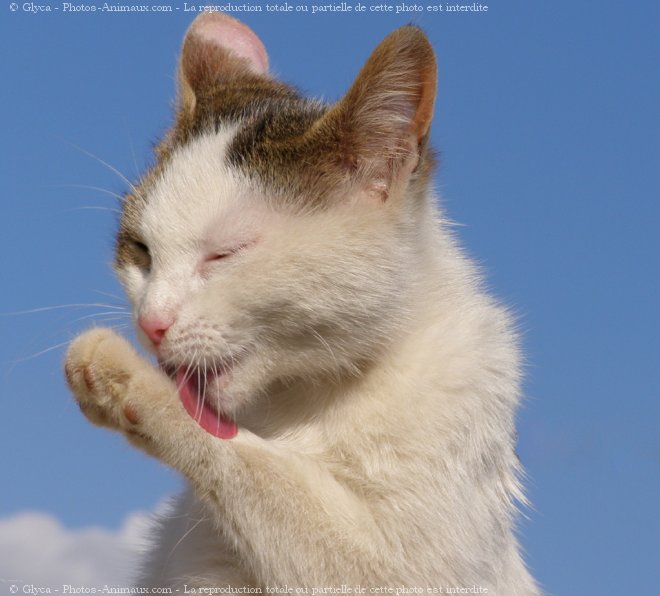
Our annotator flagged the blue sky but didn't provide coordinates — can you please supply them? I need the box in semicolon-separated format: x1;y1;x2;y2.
1;1;658;593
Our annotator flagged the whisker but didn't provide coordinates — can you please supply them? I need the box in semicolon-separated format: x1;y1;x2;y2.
195;360;203;423
66;206;122;215
91;289;128;303
71;313;132;327
50;183;125;201
11;340;74;364
0;303;128;316
10;320;132;369
66;142;145;201
70;311;131;324
176;358;197;397
228;349;237;374
166;515;209;561
124;120;142;180
212;360;221;436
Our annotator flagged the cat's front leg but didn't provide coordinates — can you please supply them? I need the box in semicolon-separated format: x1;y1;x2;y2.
64;328;209;461
65;328;391;585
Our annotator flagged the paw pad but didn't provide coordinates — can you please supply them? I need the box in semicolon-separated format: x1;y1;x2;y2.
123;404;140;425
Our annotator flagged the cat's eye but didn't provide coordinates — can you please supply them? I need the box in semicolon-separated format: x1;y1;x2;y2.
205;243;251;265
207;252;231;262
131;240;151;270
133;240;149;254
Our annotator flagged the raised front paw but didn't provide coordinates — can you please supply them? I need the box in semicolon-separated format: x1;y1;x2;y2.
65;327;223;477
64;328;161;436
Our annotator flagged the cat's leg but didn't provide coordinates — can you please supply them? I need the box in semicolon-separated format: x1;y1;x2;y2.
65;328;391;585
65;328;181;458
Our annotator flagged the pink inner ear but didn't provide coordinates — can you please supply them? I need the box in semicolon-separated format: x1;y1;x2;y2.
191;13;268;75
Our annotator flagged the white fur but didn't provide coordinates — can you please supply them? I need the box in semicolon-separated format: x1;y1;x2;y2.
104;123;542;593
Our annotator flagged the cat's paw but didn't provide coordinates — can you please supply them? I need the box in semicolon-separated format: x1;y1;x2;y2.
64;328;160;435
65;328;223;474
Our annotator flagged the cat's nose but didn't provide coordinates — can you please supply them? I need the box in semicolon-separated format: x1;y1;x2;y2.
138;316;173;346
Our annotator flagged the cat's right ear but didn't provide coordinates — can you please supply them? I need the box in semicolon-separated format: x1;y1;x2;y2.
178;13;269;116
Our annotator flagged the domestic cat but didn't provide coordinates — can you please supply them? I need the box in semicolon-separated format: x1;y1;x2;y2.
65;12;540;594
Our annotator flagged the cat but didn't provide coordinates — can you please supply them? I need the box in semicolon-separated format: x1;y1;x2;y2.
64;12;540;594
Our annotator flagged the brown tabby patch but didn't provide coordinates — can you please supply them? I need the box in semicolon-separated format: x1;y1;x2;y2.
116;18;437;266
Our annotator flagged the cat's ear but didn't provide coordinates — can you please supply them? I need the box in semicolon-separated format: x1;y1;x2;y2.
178;13;269;115
322;26;437;201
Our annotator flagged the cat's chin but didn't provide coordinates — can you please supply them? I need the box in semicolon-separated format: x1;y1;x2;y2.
160;362;239;439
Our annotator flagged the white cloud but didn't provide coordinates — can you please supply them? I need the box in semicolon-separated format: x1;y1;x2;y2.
0;510;152;590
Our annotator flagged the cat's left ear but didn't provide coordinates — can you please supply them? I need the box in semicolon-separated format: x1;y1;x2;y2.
177;13;269;115
318;26;437;202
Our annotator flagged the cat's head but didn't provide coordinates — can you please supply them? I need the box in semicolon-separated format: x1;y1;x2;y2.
115;13;437;430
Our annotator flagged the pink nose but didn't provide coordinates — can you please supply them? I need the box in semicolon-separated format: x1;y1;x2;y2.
138;316;172;346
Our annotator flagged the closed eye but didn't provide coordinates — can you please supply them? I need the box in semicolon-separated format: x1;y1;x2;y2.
206;251;232;262
204;242;252;264
133;240;149;255
128;238;151;271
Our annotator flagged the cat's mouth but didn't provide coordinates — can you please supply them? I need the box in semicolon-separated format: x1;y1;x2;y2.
161;362;238;440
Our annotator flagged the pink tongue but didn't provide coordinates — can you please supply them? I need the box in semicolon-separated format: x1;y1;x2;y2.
175;369;238;439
